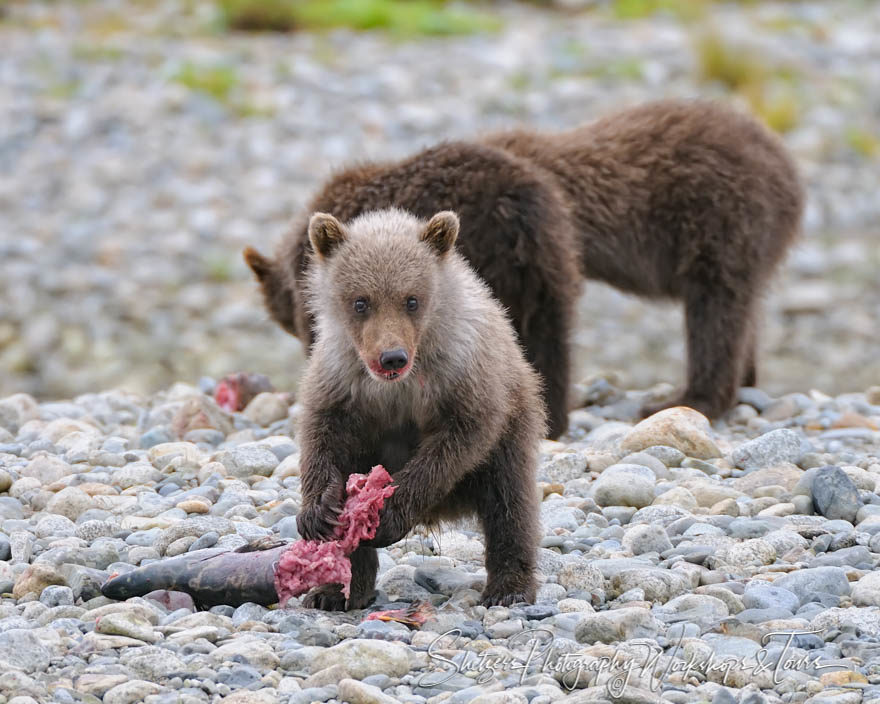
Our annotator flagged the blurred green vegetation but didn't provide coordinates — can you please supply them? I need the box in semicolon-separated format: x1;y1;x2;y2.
216;0;502;36
696;31;802;133
72;43;125;61
47;78;82;100
611;0;708;22
173;62;238;102
171;61;276;116
845;127;880;158
203;252;236;282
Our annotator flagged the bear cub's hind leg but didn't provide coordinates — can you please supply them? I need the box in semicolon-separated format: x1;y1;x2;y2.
641;281;757;419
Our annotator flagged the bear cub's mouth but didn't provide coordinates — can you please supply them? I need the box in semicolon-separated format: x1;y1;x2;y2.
366;359;413;382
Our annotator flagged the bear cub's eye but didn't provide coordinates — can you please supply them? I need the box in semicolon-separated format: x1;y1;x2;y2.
354;298;368;314
406;297;419;312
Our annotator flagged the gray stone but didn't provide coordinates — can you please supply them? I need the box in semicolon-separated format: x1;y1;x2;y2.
622;523;672;555
574;607;660;643
242;392;289;426
851;571;880;606
65;565;109;601
619;451;671;478
213;444;279;478
610;568;691;602
0;629;50;672
217;663;262;688
35;514;77;538
121;647;187;680
103;680;164;704
75;520;116;542
730;429;805;471
39;584;75;607
46;487;94;521
309;639;412;679
558;559;604;592
540;451;588;483
377;565;432;602
774;567;852;605
414;565;486;595
654;593;729;629
630;505;692;526
96;611;160;643
641;445;687;467
189;531;219;551
21;455;72;484
154;516;235;554
812;465;863;523
736;607;795;623
742;585;800;613
810;545;872;568
592;469;655;508
337;678;399;704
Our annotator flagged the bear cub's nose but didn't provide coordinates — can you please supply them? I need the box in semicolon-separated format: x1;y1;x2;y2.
379;348;408;371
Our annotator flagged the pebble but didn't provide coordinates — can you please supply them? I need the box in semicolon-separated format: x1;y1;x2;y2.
774;567;852;605
558;560;604;592
730;428;806;472
414;565;485;595
103;680;164;704
242;392;289;426
622;523;673;555
620;407;721;459
574;607;661;643
812;465;863;522
46;487;94;521
337;678;399;704
213;445;280;478
96;611;160;643
309;640;412;679
592;463;656;508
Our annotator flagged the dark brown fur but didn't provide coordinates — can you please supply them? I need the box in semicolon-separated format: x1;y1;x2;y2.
246;99;803;428
295;209;544;611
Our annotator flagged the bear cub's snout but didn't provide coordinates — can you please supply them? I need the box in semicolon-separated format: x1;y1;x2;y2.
379;348;408;371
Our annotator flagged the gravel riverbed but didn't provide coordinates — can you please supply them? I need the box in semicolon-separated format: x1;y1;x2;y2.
1;381;880;703
1;0;879;400
2;1;880;702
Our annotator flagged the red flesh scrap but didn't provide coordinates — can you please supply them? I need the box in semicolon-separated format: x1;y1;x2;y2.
214;379;238;412
364;601;434;628
273;465;396;605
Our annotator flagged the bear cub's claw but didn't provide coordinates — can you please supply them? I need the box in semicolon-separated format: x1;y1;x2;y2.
481;589;535;608
302;584;347;611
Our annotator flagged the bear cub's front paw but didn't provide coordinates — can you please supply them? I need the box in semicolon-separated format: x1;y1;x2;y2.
296;496;342;541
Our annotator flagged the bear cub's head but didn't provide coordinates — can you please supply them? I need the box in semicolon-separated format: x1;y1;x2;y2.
307;207;459;384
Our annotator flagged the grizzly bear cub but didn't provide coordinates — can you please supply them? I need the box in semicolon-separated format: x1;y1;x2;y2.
294;208;545;610
246;99;803;433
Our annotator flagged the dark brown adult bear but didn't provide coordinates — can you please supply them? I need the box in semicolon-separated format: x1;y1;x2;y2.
295;208;545;610
245;99;803;432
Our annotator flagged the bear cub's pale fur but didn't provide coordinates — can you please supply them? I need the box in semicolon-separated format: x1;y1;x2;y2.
295;208;545;610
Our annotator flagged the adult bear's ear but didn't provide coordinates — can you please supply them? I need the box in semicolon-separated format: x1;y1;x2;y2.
308;213;348;259
420;211;459;256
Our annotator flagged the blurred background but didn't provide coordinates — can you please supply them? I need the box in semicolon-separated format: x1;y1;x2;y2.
0;0;878;401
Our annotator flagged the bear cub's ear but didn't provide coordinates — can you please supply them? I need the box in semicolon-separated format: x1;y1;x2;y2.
243;246;272;282
308;213;348;259
421;211;459;256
